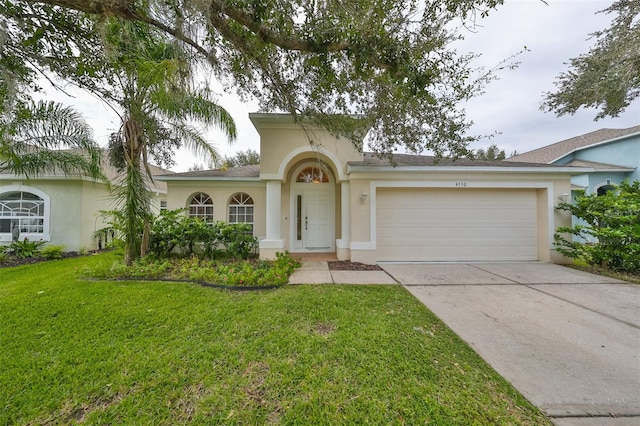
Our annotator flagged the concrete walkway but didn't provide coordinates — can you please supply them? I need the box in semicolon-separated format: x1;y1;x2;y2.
288;260;397;284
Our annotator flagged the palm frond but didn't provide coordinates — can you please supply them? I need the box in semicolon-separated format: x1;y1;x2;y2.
0;149;102;178
164;123;222;167
13;101;94;149
151;89;237;142
0;101;104;180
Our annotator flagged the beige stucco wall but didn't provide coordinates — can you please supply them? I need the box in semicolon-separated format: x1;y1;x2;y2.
0;179;115;251
253;117;362;180
1;178;167;252
164;180;267;240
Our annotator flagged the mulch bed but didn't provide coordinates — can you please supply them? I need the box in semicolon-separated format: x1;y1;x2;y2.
0;251;92;269
328;261;383;271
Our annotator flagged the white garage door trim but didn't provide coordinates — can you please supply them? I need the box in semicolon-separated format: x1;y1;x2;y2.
351;181;555;256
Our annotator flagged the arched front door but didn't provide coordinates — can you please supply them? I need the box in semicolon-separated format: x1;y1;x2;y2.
290;163;335;252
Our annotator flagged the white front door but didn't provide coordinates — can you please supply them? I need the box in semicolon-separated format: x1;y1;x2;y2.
303;190;332;250
290;163;336;252
290;187;335;252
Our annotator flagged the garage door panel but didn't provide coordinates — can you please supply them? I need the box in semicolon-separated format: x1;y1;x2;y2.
376;188;538;261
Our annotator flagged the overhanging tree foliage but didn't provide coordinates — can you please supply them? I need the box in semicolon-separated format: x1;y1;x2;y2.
543;0;640;119
0;2;103;179
8;0;513;157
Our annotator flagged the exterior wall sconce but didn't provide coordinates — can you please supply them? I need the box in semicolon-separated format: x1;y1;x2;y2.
360;192;368;204
558;193;569;203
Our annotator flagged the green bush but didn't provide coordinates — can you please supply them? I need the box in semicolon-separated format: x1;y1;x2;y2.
0;247;7;263
555;180;640;272
9;238;46;258
40;245;65;260
149;209;258;259
84;252;301;287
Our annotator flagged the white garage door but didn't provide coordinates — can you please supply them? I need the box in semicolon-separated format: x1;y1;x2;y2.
376;188;538;261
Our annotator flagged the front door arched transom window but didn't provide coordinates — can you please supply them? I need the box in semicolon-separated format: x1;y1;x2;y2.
296;166;329;183
188;192;214;224
228;192;254;234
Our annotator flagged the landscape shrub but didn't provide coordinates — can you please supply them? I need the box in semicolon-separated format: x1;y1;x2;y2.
555;180;640;272
9;238;46;258
149;209;257;259
85;251;300;287
148;209;185;257
40;245;65;260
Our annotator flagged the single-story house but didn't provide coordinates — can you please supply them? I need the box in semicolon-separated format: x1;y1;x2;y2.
506;125;640;196
156;113;583;264
0;160;170;251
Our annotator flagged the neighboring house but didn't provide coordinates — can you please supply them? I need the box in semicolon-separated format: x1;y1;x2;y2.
506;125;640;197
0;159;170;251
156;113;582;264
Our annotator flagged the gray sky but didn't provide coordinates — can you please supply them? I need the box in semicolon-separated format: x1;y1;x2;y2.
49;0;639;171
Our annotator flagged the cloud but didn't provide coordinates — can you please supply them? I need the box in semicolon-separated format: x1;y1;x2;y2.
460;0;640;155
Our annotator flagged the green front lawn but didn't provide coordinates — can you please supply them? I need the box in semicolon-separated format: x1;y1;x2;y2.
0;254;549;425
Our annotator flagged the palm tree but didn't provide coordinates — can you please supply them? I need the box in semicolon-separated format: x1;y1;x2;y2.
99;20;236;265
0;100;103;180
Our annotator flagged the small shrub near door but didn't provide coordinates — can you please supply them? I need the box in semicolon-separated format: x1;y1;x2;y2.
554;180;640;272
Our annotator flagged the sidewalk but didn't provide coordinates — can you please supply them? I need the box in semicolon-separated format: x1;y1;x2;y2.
288;260;397;285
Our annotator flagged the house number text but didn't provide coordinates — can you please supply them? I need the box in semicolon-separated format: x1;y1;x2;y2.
455;182;467;187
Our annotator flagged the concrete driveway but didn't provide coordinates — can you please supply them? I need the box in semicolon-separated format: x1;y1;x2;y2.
381;262;640;425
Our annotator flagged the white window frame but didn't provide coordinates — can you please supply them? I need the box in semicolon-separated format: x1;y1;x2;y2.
0;185;51;243
187;192;214;224
228;192;254;234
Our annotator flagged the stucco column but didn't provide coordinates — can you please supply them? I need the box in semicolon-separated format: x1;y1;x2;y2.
336;181;351;260
259;180;284;259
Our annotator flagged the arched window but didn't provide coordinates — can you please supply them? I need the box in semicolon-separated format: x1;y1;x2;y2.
228;192;254;234
596;184;616;196
188;192;214;224
296;166;329;183
0;189;48;238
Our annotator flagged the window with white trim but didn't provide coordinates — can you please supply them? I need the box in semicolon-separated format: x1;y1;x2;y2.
188;192;214;224
0;191;46;235
228;192;254;234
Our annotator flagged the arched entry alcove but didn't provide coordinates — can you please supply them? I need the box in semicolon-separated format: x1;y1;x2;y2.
289;161;336;252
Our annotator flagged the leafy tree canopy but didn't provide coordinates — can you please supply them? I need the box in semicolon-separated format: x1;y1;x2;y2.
470;143;505;160
4;0;513;157
543;0;640;120
223;149;260;168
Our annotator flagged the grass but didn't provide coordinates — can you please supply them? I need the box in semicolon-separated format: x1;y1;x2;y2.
1;254;549;425
567;259;640;284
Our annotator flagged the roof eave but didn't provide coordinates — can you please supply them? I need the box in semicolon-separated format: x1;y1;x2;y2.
346;165;593;175
584;167;636;173
154;175;261;182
